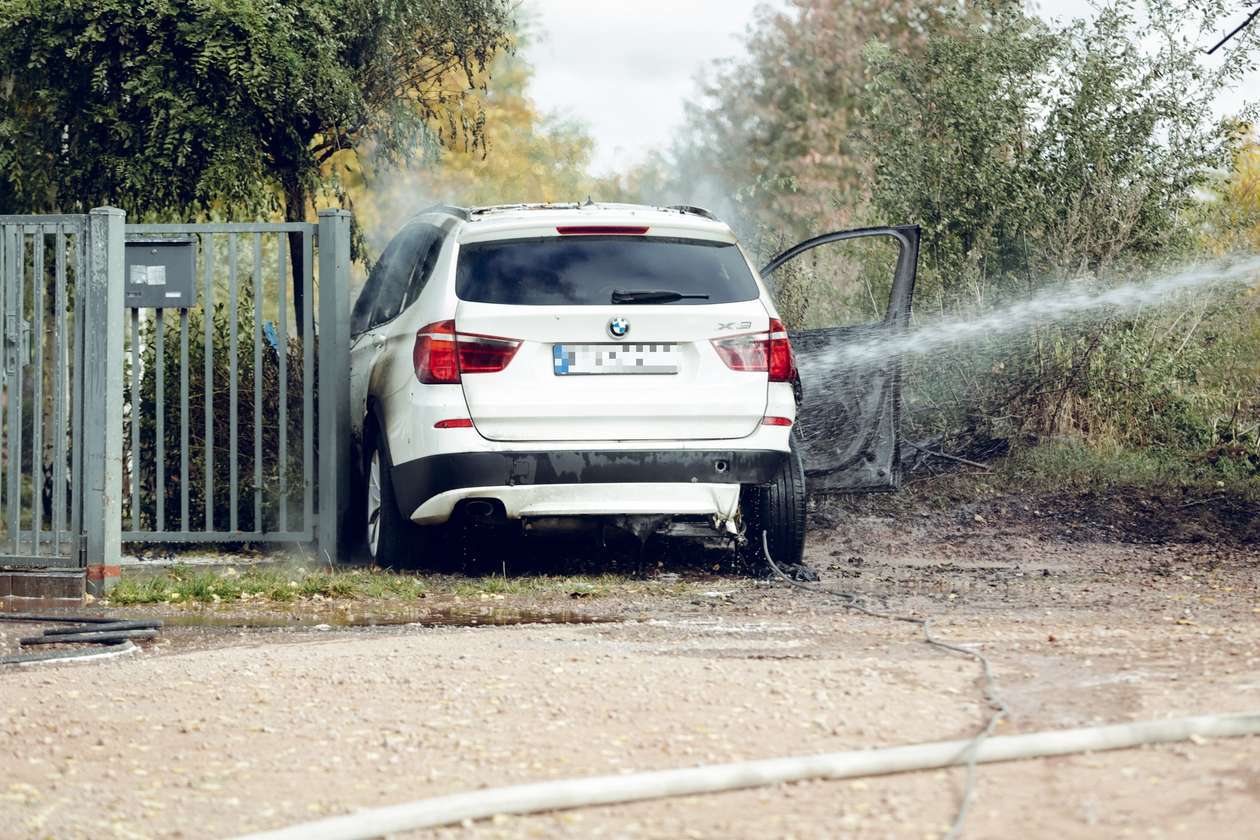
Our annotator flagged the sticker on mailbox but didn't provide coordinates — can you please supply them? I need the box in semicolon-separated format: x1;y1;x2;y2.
130;265;168;286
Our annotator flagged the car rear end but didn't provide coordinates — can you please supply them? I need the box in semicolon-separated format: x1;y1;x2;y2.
390;206;797;539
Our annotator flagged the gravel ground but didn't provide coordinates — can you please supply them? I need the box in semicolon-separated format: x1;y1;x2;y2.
2;499;1258;839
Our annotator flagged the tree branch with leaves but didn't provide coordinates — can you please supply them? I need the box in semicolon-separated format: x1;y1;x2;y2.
0;0;515;329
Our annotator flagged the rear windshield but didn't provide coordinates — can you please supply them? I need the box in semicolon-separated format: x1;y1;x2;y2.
455;236;759;306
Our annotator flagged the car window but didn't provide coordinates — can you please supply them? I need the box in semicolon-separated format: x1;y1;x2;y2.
351;225;431;336
402;225;444;309
368;226;427;328
455;236;759;306
351;235;405;336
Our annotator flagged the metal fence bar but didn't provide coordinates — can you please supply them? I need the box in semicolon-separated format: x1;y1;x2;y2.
180;306;189;532
302;228;313;534
82;207;125;590
130;309;140;531
53;225;68;554
277;236;289;533
228;233;239;533
70;225;84;550
203;233;214;531
120;530;312;543
15;229;24;549
30;227;44;556
0;553;84;569
0;230;5;543
0;227;10;551
0;215;93;225
129;223;315;234
253;233;262;532
155;308;165;532
8;228;24;552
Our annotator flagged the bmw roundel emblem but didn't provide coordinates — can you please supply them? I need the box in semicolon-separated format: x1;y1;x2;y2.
607;317;630;339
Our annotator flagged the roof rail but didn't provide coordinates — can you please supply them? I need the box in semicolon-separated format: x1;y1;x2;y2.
415;203;471;221
665;205;718;221
470;203;582;215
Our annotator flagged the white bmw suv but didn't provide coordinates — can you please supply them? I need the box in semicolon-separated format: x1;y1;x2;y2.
349;203;919;573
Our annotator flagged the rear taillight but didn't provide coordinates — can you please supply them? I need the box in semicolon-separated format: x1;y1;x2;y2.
414;320;459;384
710;318;797;383
456;332;522;374
767;318;797;383
711;332;767;372
414;320;520;384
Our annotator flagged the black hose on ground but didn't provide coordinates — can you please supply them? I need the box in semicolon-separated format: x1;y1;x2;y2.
0;613;162;666
42;620;163;635
19;628;159;646
0;612;131;624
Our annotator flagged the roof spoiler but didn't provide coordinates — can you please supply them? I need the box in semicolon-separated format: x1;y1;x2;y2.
665;205;718;221
414;204;471;221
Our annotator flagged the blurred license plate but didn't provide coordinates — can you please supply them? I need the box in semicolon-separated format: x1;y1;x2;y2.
553;343;679;375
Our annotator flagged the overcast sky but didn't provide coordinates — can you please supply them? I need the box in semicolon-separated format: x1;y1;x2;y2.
521;0;1260;176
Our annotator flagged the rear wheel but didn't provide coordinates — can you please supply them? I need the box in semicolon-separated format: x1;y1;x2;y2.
365;431;446;569
743;432;814;580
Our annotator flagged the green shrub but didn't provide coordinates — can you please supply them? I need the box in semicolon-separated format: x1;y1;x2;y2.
124;282;315;535
896;280;1260;476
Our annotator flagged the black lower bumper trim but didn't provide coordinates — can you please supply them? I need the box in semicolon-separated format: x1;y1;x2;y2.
391;449;786;518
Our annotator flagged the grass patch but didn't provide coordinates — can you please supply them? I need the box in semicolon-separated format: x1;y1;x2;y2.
838;438;1259;518
446;574;626;598
107;566;430;605
998;439;1260;498
106;566;640;606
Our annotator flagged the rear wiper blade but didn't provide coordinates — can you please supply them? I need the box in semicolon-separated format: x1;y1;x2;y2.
611;289;710;304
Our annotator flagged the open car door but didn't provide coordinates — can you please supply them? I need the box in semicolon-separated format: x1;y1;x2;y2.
761;225;919;492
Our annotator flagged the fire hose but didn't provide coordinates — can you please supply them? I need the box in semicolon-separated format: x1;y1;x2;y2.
230;534;1259;839
232;712;1260;840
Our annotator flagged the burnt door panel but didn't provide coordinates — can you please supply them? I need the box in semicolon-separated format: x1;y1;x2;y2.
761;225;919;492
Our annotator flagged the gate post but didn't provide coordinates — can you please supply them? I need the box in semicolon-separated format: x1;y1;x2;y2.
83;207;125;594
317;209;352;564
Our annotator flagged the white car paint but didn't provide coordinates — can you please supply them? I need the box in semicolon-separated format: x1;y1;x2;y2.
350;203;796;529
411;483;741;526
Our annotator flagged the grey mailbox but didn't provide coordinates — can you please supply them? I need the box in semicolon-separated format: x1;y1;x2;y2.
124;237;198;308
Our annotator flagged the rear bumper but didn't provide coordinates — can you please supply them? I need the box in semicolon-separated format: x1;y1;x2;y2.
409;483;744;525
391;449;785;524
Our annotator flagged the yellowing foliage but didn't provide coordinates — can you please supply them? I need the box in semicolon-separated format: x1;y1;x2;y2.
327;47;615;248
1222;135;1260;251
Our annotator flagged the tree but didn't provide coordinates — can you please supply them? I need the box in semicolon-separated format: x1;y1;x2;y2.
1202;131;1260;254
0;0;514;328
859;0;1257;292
854;0;1260;450
674;0;1260;459
619;0;935;240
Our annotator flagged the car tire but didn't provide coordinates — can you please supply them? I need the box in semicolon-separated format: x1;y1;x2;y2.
743;432;813;579
365;428;445;570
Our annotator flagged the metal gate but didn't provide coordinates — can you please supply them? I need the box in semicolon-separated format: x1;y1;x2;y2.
120;212;350;559
0;214;99;569
0;207;350;589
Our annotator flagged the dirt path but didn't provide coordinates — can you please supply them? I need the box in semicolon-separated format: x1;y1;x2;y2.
2;504;1258;839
